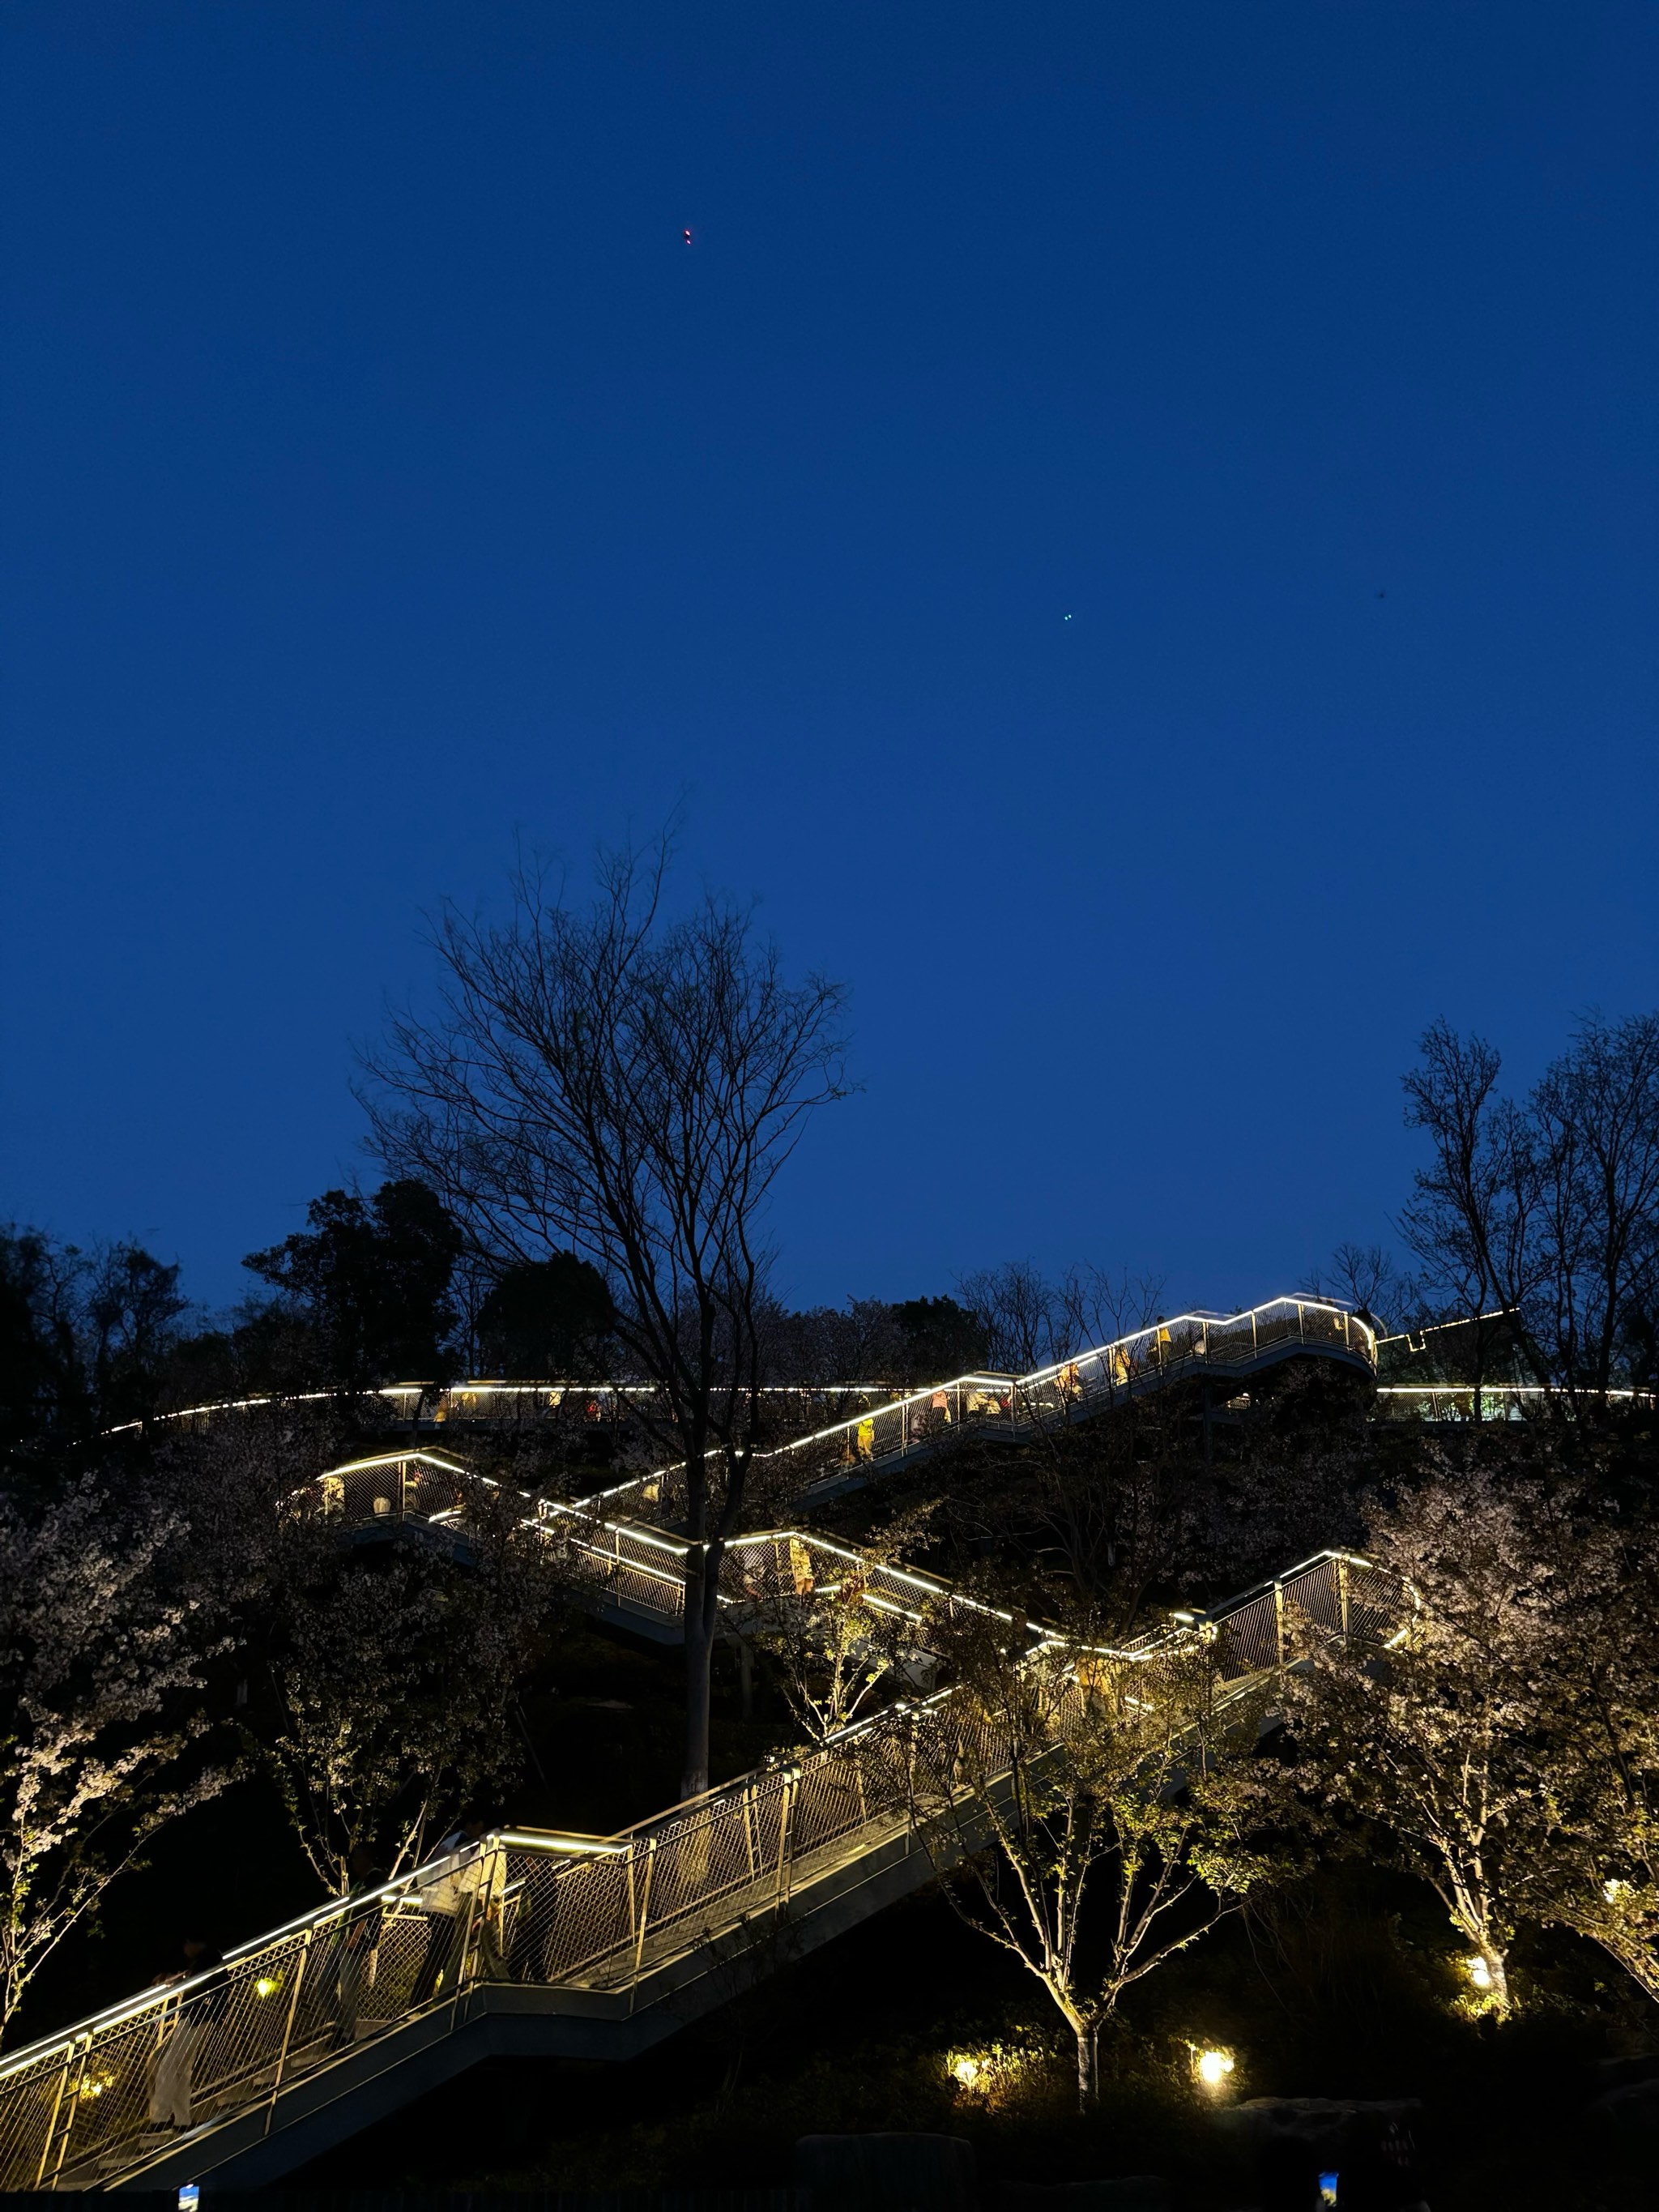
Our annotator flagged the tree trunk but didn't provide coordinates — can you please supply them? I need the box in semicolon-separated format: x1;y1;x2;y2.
680;1543;719;1800
1076;2020;1099;2111
1478;1945;1511;2018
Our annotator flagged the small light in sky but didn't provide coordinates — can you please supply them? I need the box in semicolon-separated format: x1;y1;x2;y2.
683;228;693;246
1063;613;1073;622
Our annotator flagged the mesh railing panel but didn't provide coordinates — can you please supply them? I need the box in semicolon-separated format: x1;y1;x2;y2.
0;1547;1404;2193
588;1298;1375;1518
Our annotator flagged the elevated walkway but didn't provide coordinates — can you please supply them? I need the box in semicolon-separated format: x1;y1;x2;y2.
0;1300;1383;2191
588;1296;1375;1522
311;1297;1375;1645
116;1299;1375;1470
0;1551;1403;2196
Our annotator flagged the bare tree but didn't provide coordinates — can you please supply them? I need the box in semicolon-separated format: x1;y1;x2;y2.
1056;1264;1166;1359
1399;1014;1659;1406
0;1480;230;2042
361;837;851;1798
1304;1242;1406;1330
758;1296;910;1390
1529;1014;1659;1400
1399;1022;1546;1401
956;1261;1063;1373
956;1261;1164;1377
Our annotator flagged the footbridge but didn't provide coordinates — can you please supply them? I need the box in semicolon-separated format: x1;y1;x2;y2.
313;1294;1375;1640
117;1296;1375;1468
0;1298;1384;2193
0;1548;1404;2197
611;1294;1375;1518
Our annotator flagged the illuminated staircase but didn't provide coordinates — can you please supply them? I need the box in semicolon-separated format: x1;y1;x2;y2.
0;1299;1382;2193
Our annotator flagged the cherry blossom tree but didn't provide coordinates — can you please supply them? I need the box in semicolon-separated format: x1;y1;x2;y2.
740;1501;938;1744
0;1478;228;2042
1523;1510;1659;2006
361;834;851;1800
1287;1467;1562;2018
260;1474;561;1890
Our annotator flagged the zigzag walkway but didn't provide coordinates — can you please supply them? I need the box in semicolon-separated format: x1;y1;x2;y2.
0;1550;1401;2197
0;1299;1380;2193
593;1295;1375;1522
112;1298;1375;1472
316;1296;1375;1644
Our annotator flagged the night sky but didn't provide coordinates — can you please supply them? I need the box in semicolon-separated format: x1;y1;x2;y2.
4;3;1656;1320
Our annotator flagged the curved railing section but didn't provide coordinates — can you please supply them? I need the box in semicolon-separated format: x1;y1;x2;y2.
582;1296;1375;1522
0;1549;1403;2194
301;1296;1377;1638
4;1299;1379;2189
113;1299;1372;1463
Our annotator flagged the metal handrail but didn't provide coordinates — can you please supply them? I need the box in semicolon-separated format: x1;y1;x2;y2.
578;1294;1375;1521
10;1300;1380;2189
0;1547;1404;2194
306;1300;1377;1637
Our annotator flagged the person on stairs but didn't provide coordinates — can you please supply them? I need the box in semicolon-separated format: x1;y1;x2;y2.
409;1816;490;2005
147;1935;226;2131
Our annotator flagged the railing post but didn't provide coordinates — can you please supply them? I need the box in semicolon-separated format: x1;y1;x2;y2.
1273;1581;1286;1668
630;1837;658;1984
35;2035;88;2189
775;1773;795;1908
1337;1556;1350;1644
264;1928;315;2132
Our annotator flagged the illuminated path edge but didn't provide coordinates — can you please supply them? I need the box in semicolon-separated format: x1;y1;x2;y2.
0;1298;1384;2193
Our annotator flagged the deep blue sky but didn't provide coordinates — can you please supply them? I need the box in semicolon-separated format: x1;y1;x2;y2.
4;2;1656;1322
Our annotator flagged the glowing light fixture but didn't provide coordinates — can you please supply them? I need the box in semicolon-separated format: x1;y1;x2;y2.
1465;1955;1493;1992
1192;2045;1235;2091
254;1975;282;2000
948;2052;985;2090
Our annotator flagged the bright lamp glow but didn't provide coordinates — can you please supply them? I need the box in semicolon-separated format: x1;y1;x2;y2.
254;1975;281;1999
1466;1955;1493;1991
1194;2047;1235;2090
945;2043;1027;2100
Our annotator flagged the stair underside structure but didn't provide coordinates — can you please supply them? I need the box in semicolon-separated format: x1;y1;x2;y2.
0;1298;1384;2194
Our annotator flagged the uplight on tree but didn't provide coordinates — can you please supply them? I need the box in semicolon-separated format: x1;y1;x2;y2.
1192;2046;1236;2092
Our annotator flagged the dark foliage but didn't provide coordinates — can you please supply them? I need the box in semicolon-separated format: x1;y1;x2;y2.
0;1223;190;1455
893;1295;992;1383
476;1253;614;1377
244;1178;463;1389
